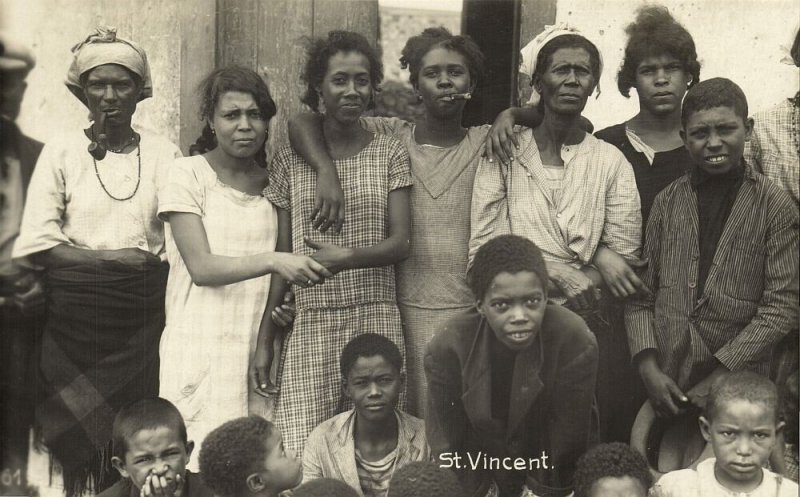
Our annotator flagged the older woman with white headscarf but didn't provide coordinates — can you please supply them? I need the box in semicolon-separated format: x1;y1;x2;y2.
13;27;181;496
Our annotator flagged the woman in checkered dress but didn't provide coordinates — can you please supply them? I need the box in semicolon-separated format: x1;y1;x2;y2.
259;31;412;455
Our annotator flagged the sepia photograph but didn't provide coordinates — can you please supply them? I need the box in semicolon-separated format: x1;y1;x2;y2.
1;0;798;496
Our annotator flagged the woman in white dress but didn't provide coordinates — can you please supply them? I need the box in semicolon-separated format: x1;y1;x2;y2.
157;66;331;455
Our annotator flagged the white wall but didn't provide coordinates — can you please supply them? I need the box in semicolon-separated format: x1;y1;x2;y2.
553;0;800;130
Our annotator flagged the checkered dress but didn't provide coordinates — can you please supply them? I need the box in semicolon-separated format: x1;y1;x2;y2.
264;133;412;455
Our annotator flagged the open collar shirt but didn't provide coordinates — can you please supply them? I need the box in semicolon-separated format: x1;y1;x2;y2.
470;128;641;273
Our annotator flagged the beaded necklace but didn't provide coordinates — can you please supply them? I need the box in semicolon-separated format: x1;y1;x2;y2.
91;127;141;201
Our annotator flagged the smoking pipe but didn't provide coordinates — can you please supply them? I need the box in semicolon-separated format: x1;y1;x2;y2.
87;110;108;161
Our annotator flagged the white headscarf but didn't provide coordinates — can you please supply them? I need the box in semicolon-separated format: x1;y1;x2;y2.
65;26;152;106
519;23;602;106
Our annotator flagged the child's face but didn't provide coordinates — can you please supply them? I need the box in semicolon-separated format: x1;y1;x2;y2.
254;431;303;493
478;270;547;351
112;426;193;493
588;476;648;497
344;355;401;424
416;46;473;120
700;399;782;493
680;105;753;176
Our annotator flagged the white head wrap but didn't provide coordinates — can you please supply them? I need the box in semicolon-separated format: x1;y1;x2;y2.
65;27;152;106
519;23;602;106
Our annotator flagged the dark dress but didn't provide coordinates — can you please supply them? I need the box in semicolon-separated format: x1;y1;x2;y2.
591;123;690;443
595;123;689;232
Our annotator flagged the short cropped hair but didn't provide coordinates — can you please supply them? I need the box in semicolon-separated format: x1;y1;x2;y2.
468;235;549;302
681;77;748;127
573;442;652;497
199;416;277;497
399;27;486;89
705;371;779;422
792;27;800;67
301;30;383;112
340;333;403;379
617;4;700;98
387;461;463;497
533;34;601;84
292;479;358;497
112;398;187;459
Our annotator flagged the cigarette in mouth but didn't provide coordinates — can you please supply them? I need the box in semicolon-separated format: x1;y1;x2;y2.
440;92;472;101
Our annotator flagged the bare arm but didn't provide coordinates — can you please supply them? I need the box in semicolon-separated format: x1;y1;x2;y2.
305;186;411;272
287;112;344;233
166;211;329;287
484;106;543;165
253;208;293;395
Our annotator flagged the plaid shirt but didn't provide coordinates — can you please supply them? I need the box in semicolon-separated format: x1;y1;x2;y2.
625;165;799;388
264;133;412;310
470;129;641;269
745;97;800;206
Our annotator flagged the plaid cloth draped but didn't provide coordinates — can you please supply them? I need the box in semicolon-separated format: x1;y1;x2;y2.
35;261;168;497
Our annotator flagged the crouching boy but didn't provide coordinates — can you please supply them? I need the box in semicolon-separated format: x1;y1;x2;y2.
102;398;212;497
303;333;430;497
425;234;599;497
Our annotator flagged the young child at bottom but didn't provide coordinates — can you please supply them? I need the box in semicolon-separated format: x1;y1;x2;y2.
303;333;430;497
293;479;359;497
652;371;798;496
198;416;302;497
572;443;652;497
387;461;464;497
101;398;213;497
426;234;599;497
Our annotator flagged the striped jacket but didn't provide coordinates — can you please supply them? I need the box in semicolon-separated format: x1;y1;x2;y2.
625;165;799;388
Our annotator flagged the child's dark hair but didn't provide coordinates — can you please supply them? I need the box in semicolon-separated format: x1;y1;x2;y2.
387;461;463;497
301;30;383;112
199;416;277;497
194;66;277;167
533;34;601;83
781;371;798;445
292;478;359;497
792;27;800;68
399;27;486;89
573;443;652;497
468;235;548;301
340;333;403;379
681;77;748;128
112;397;187;459
705;371;779;422
617;4;700;98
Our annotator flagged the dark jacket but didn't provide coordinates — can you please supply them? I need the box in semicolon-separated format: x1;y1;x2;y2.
1;116;43;195
424;305;598;497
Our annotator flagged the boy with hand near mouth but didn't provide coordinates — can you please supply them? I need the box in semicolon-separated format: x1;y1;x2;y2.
426;234;598;497
652;371;798;496
101;398;213;497
625;78;799;419
303;333;430;497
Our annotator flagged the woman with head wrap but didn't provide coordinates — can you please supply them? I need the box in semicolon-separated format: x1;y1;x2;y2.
470;26;644;446
12;27;181;496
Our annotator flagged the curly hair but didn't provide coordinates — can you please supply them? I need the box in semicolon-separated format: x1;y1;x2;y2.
300;30;383;112
339;333;403;379
533;34;601;84
681;77;748;128
293;478;358;497
198;416;277;497
705;371;779;422
573;443;652;497
468;235;548;302
617;5;700;98
387;461;463;497
112;398;187;459
399;27;486;89
194;66;277;167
